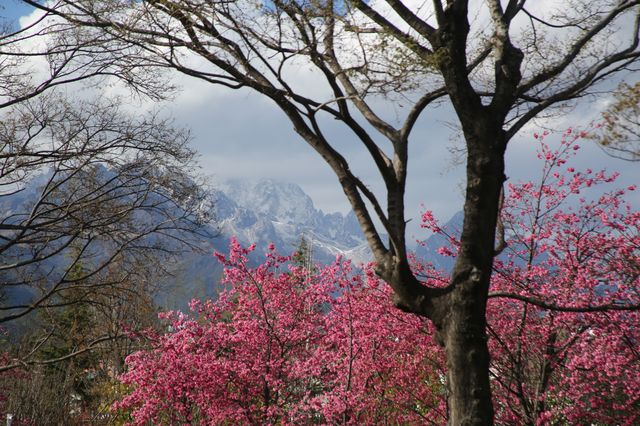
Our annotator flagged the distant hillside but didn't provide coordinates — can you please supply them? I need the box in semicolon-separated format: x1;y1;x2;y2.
3;171;468;312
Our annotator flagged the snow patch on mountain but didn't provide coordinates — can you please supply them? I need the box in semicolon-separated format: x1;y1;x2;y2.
211;178;370;263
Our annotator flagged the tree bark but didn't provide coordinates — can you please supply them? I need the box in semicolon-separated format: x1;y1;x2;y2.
440;286;494;425
437;126;507;425
378;125;505;424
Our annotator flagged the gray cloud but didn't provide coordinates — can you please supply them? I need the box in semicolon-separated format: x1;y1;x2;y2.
6;3;638;241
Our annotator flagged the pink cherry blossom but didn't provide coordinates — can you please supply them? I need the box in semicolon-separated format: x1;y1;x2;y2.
115;130;638;424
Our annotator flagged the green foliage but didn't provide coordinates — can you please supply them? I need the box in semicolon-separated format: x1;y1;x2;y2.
599;81;640;160
292;235;313;268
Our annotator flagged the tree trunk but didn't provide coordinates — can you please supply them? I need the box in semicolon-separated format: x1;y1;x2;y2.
383;130;504;424
439;127;506;425
441;286;493;425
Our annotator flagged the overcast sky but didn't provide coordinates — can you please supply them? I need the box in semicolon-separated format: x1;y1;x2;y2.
166;76;639;240
4;1;638;239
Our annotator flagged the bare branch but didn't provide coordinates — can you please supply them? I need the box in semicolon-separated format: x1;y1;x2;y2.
488;292;640;312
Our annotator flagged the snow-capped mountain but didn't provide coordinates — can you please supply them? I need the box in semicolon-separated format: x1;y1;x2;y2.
211;178;370;264
153;178;374;309
2;170;466;312
209;178;470;275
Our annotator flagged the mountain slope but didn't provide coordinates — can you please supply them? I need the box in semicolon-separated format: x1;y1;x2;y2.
4;172;469;311
211;178;369;264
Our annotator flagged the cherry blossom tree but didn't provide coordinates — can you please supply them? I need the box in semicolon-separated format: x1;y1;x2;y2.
115;240;445;425
115;129;638;425
422;129;640;424
486;130;640;424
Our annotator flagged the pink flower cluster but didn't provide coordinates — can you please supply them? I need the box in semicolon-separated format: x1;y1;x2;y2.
115;242;445;424
116;129;639;424
487;132;639;424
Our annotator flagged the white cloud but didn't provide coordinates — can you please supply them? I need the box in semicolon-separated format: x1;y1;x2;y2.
6;0;638;231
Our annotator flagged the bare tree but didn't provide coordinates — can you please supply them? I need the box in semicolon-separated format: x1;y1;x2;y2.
23;0;640;423
0;93;211;326
0;2;170;108
0;6;214;381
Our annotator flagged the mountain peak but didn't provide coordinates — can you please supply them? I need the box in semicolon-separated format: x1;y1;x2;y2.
211;178;366;262
218;178;317;226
